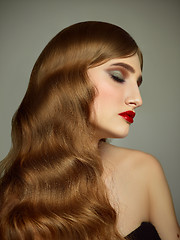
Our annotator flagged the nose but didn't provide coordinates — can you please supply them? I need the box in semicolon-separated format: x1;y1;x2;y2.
125;86;143;108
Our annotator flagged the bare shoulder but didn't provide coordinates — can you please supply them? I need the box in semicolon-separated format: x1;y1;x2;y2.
127;148;163;176
103;143;180;239
102;142;161;177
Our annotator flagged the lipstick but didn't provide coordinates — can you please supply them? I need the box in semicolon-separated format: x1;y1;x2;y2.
118;111;135;123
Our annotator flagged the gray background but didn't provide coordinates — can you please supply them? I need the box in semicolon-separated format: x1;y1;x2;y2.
0;0;179;223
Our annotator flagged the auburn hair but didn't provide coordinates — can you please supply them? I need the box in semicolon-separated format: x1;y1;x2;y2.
0;21;142;240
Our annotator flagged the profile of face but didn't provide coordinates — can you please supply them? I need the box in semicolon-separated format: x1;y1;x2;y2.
88;53;143;140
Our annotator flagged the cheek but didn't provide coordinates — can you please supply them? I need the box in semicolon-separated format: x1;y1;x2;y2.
91;85;125;123
94;83;123;107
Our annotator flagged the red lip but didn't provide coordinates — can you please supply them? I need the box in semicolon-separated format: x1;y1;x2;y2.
118;111;135;123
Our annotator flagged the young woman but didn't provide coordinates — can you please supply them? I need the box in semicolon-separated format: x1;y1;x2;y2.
0;21;179;240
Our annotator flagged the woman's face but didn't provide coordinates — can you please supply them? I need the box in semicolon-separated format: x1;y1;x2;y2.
88;53;143;140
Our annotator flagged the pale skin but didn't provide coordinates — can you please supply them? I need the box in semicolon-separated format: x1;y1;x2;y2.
88;54;180;239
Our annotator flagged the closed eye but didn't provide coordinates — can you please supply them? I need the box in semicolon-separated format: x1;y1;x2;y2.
108;70;125;83
110;75;125;83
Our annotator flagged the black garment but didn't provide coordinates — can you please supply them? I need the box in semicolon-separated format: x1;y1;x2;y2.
125;222;161;240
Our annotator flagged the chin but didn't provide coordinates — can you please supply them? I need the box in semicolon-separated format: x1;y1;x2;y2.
110;131;129;139
112;125;130;138
99;127;130;139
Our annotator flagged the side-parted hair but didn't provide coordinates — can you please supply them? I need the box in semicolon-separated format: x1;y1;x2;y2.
0;21;142;240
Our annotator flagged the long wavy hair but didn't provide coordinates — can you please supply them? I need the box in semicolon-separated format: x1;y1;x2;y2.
0;21;142;240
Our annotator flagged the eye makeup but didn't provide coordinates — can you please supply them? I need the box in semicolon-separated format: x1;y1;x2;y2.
107;63;129;79
106;64;143;87
108;70;125;83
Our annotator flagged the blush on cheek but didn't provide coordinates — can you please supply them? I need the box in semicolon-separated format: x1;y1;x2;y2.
95;84;122;108
97;82;118;99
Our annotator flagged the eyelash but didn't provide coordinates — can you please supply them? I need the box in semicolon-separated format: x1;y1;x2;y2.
137;79;142;87
109;72;142;87
109;74;125;83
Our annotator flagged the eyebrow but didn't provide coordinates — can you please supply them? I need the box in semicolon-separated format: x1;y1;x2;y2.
111;63;135;73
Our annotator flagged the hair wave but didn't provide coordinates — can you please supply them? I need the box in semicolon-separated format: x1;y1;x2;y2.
0;21;142;240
